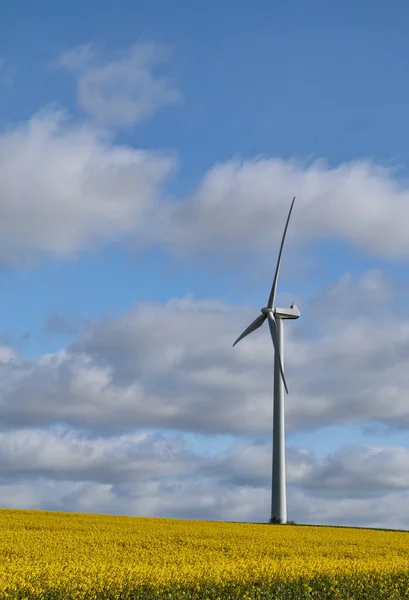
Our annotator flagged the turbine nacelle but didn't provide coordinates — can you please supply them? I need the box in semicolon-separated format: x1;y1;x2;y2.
271;304;300;320
261;305;300;319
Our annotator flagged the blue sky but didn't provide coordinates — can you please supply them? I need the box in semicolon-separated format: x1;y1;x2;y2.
2;0;409;353
5;0;409;171
2;0;409;527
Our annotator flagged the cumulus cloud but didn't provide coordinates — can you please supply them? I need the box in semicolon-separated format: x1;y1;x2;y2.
59;42;182;127
0;345;18;365
59;44;96;72
1;427;409;528
4;40;409;531
1;278;409;527
149;157;409;262
0;109;174;265
1;272;409;439
293;444;409;496
3;111;409;268
0;298;272;435
310;268;396;329
0;426;196;483
5;44;409;272
198;439;409;499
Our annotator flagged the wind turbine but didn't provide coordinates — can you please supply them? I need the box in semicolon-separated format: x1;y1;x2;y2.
233;196;299;524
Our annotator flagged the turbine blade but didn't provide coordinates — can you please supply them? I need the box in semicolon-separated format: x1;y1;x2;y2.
232;314;267;347
266;312;289;394
267;196;296;309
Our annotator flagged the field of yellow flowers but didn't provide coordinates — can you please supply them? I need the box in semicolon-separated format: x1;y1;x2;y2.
1;508;409;599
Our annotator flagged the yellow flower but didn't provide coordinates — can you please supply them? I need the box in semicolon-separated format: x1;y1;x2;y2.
1;507;409;598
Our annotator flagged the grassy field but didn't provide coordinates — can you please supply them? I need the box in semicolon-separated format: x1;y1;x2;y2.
1;508;409;599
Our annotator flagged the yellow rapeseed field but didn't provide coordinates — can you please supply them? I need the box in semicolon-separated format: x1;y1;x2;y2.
1;508;409;599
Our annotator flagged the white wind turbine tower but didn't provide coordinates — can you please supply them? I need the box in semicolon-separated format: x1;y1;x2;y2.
233;196;299;524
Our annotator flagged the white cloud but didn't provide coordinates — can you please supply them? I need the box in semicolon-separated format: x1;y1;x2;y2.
0;345;18;365
1;427;409;528
59;42;182;127
1;273;409;438
5;46;409;269
292;444;409;495
0;426;196;483
59;43;95;71
0;109;174;265
1;276;409;528
149;157;409;261
4;111;409;267
199;440;409;498
0;298;269;435
3;39;409;531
